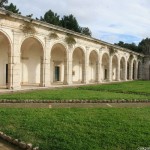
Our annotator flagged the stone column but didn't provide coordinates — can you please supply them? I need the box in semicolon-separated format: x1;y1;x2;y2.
134;61;138;80
65;45;73;85
117;58;120;81
108;55;112;81
9;31;21;90
97;51;102;83
124;60;127;81
129;60;133;80
42;37;51;87
83;47;89;84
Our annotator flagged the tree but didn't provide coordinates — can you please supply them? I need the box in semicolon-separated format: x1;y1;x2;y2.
138;38;150;55
61;14;81;33
40;10;60;26
26;14;33;18
80;27;92;36
38;10;92;35
4;3;21;14
114;41;139;53
0;0;8;8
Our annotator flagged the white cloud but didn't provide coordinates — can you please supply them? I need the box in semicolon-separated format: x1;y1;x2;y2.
8;0;150;44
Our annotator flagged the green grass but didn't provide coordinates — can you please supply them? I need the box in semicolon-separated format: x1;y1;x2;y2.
0;81;149;101
79;80;150;95
0;108;150;150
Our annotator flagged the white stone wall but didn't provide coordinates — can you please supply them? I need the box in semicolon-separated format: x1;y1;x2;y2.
0;9;147;89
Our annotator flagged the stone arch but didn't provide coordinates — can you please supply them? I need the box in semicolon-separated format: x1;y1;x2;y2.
50;43;67;84
50;41;68;54
20;35;44;54
21;37;44;86
0;31;12;88
101;53;109;81
88;50;98;82
73;45;86;55
120;57;126;80
72;47;85;83
112;55;118;81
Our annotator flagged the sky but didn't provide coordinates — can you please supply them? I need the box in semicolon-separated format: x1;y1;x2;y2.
8;0;150;45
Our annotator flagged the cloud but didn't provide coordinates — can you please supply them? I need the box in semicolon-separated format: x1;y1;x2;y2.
8;0;150;44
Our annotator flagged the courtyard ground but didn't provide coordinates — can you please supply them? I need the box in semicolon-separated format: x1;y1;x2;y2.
0;108;150;150
0;80;150;150
0;81;149;101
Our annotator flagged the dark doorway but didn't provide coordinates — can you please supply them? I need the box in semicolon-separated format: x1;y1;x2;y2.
55;66;60;81
127;63;129;80
104;69;107;80
133;64;135;80
6;64;8;84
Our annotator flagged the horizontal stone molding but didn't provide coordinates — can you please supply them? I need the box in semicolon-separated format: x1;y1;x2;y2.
0;99;149;103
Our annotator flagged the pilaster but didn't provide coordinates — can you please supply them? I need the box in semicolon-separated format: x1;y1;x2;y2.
124;60;127;81
83;46;89;84
129;60;133;80
65;45;73;85
97;50;102;83
116;58;120;81
9;31;21;90
108;55;112;82
134;62;138;80
42;38;51;87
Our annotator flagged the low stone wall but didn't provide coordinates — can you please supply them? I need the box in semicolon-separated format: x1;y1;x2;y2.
0;99;149;103
0;131;39;150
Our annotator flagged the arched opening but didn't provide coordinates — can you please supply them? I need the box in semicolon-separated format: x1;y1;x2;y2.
0;31;11;88
72;47;85;83
120;57;125;80
50;43;67;84
21;37;44;86
132;60;136;80
112;55;118;81
101;53;109;81
89;50;98;82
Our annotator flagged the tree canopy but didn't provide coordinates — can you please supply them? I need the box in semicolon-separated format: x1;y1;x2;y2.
0;0;8;8
39;10;92;36
138;38;150;55
114;38;150;55
40;10;60;26
61;14;81;33
114;41;139;52
4;3;21;14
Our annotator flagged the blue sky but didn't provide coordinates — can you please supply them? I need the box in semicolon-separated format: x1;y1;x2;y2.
8;0;150;45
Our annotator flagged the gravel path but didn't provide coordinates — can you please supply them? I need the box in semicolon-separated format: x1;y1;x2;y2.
0;102;150;108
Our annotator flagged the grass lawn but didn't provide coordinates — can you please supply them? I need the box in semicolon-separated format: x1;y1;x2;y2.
0;108;150;150
0;81;149;101
79;80;150;94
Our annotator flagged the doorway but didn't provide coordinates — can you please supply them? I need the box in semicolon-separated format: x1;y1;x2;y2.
104;69;107;80
6;64;8;84
55;66;60;81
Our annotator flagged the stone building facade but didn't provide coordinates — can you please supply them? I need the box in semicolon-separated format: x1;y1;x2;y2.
0;9;149;90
